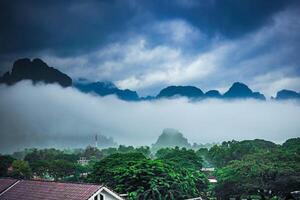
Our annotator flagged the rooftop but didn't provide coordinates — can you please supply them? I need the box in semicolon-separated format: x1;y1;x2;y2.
0;178;102;200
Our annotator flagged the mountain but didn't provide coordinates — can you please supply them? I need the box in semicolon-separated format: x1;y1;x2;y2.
152;128;191;150
0;58;271;101
74;81;139;101
0;58;72;87
95;134;118;149
223;82;265;100
157;86;204;99
156;83;266;100
275;89;300;100
205;90;222;98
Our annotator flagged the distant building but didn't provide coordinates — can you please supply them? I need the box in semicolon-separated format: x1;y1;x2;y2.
185;197;203;200
208;178;217;183
201;168;217;183
6;166;13;174
201;167;215;172
0;178;123;200
78;157;90;165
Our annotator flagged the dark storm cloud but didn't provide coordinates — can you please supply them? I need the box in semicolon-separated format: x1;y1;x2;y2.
0;0;297;55
0;0;138;55
138;0;298;38
1;0;300;97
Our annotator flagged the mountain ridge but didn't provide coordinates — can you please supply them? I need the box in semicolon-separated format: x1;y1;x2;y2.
74;81;139;101
1;58;298;101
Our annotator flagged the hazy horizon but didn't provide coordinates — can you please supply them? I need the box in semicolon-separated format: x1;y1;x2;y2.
1;81;299;153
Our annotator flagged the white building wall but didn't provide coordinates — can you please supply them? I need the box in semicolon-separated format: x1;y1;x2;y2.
101;190;118;200
88;187;123;200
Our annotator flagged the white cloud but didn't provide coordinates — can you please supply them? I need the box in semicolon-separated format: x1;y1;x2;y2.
116;45;219;90
253;72;300;97
153;19;203;44
43;37;217;93
0;81;300;153
37;7;300;97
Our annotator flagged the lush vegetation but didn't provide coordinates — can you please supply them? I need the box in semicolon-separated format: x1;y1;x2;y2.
0;138;299;200
89;151;207;199
211;138;300;200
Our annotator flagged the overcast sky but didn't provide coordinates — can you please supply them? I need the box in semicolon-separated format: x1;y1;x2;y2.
0;0;300;96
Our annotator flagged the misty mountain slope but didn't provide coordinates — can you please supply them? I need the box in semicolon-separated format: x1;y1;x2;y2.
275;89;300;100
0;58;72;87
223;82;266;100
205;90;222;98
157;86;204;99
74;81;139;101
156;82;266;100
152;128;191;151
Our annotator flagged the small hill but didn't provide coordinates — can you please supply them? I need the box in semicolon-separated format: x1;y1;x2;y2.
152;128;191;150
157;86;204;99
275;89;300;100
205;90;222;98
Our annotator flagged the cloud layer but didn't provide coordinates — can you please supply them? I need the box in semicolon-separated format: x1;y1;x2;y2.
1;81;299;153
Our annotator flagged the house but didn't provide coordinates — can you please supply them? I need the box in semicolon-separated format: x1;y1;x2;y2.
201;168;217;183
0;178;123;200
201;167;215;172
185;197;203;200
208;178;217;183
77;157;90;166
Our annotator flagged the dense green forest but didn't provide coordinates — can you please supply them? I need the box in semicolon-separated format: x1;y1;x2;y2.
0;138;299;200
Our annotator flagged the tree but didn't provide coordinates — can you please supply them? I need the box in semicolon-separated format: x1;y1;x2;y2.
101;147;118;157
0;155;15;177
48;160;77;181
23;148;80;180
196;148;213;168
90;152;208;199
117;145;135;153
156;147;203;170
90;152;146;185
215;149;300;200
30;160;50;178
282;137;300;153
82;146;103;159
135;146;151;158
208;139;278;167
11;160;32;179
24;148;79;164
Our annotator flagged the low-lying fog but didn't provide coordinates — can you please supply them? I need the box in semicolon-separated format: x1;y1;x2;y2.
0;81;299;153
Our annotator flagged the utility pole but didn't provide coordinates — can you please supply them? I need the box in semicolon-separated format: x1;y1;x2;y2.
95;134;98;149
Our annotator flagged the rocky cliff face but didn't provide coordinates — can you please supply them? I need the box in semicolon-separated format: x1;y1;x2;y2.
0;58;72;87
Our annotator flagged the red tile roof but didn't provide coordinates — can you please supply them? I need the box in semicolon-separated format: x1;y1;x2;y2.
0;179;18;194
0;179;102;200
